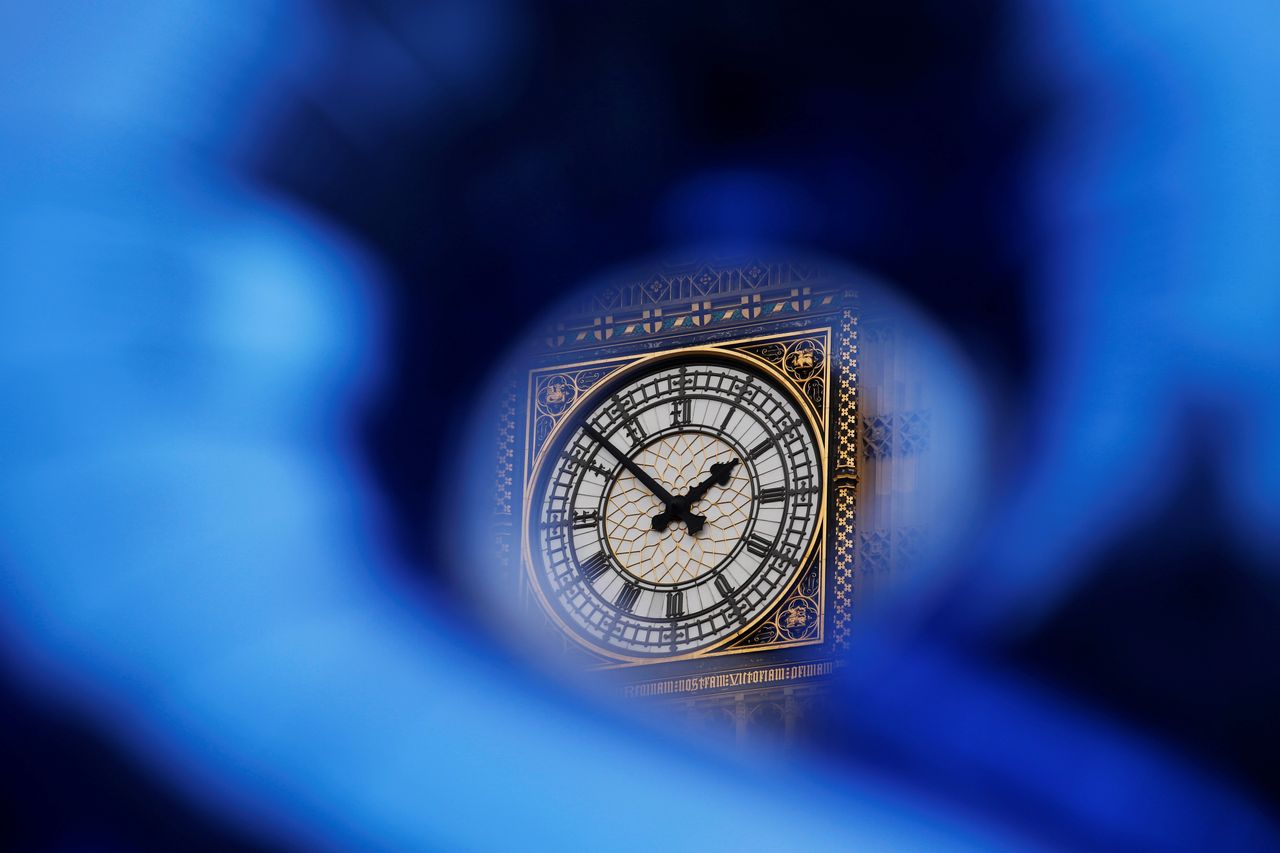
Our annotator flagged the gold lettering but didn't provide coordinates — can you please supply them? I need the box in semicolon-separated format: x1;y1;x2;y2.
621;660;836;699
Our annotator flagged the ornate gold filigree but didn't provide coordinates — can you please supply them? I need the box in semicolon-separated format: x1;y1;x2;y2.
736;550;822;648
734;334;828;421
529;364;620;465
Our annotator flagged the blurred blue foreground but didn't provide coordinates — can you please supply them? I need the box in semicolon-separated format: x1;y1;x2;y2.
1;1;1278;850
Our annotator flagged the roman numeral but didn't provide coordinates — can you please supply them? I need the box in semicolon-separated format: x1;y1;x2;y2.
759;486;787;504
670;397;691;426
720;379;751;428
580;551;610;582
665;590;684;619
748;438;773;460
562;448;611;479
614;582;641;613
746;534;773;558
714;575;748;625
611;395;647;445
572;509;599;530
624;417;646;445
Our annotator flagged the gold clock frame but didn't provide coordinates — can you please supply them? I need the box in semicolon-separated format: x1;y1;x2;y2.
519;329;837;667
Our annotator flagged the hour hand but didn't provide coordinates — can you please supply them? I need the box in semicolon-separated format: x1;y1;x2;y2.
651;458;739;533
685;459;738;504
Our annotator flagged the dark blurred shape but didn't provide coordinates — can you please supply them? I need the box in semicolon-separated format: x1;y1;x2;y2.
0;685;283;852
1016;458;1280;801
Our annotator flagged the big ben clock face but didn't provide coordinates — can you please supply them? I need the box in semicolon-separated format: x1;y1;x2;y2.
523;348;825;662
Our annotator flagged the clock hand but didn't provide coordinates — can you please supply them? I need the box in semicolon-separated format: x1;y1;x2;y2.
580;423;703;530
651;458;739;534
685;458;739;504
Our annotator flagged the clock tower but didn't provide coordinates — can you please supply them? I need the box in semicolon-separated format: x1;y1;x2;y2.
479;253;957;744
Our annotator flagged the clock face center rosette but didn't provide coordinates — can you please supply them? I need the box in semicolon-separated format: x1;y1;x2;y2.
602;430;754;587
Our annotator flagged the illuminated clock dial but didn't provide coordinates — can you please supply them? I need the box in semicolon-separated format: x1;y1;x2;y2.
525;350;824;661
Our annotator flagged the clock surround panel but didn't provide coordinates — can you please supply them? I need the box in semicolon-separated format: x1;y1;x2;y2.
522;346;828;663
